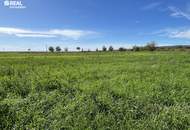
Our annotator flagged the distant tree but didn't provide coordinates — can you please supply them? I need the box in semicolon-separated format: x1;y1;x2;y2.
76;47;81;51
49;46;54;52
102;46;107;51
88;49;91;52
64;48;68;52
119;47;126;51
28;48;31;52
145;41;156;51
133;46;140;51
81;48;84;52
56;46;62;52
96;48;99;52
109;46;114;51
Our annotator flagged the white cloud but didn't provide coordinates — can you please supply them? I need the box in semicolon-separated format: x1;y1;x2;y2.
49;29;94;39
169;29;190;39
142;2;161;10
168;6;190;20
154;28;190;39
0;27;96;39
0;27;30;35
15;34;56;38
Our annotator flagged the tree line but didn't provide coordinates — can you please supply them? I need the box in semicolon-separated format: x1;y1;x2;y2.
48;41;157;52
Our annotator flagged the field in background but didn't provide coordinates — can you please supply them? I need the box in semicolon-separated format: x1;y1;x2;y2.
0;51;190;129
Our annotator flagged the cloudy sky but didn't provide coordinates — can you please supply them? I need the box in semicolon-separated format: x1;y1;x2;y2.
0;0;190;51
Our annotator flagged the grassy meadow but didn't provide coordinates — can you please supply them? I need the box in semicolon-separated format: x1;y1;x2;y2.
0;51;190;129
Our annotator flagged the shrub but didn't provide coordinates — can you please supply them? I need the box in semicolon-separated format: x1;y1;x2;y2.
102;46;107;51
145;41;156;51
118;47;126;51
64;48;68;52
133;46;140;51
49;46;54;52
109;46;114;51
55;46;62;52
76;47;81;51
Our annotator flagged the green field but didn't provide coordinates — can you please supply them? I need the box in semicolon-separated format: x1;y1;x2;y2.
0;52;190;130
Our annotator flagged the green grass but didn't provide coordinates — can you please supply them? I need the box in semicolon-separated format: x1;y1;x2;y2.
0;51;190;130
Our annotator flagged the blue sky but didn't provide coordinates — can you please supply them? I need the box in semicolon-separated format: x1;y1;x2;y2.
0;0;190;51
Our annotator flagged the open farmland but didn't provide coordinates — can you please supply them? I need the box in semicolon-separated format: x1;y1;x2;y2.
0;52;190;130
